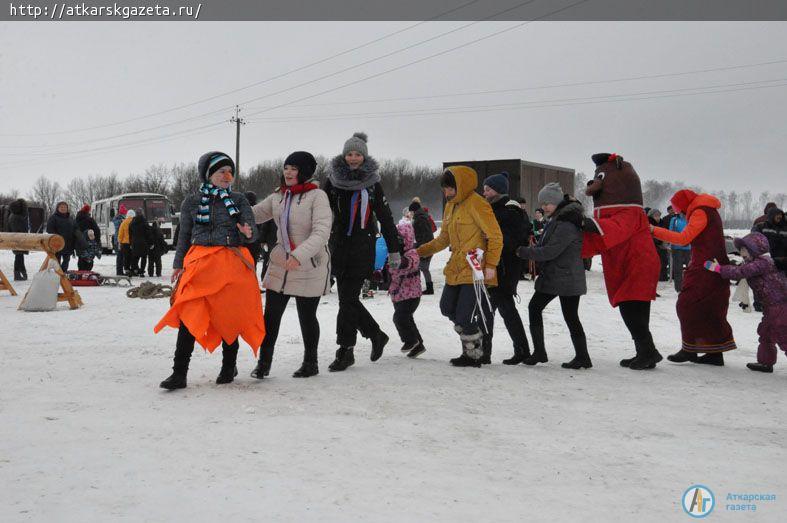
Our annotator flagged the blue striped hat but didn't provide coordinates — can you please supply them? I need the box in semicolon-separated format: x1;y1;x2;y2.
198;151;235;181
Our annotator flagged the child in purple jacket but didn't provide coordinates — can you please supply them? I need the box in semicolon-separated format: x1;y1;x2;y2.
389;221;425;358
705;232;787;372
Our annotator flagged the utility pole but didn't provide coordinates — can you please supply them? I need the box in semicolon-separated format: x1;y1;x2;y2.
230;105;245;176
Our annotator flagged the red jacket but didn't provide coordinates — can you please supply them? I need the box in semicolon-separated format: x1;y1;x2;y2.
582;205;659;306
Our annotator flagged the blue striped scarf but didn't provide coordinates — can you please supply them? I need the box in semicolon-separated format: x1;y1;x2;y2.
196;183;240;225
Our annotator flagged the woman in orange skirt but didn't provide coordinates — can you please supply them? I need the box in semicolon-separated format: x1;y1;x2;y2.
156;151;265;389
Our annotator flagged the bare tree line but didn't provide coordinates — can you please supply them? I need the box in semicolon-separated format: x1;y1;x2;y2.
3;162;783;228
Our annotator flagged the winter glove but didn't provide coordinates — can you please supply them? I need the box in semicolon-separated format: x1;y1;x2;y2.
582;217;600;234
704;259;721;273
516;246;531;259
388;252;401;270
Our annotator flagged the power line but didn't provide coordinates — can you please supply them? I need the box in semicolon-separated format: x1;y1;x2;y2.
243;58;787;110
0;0;484;138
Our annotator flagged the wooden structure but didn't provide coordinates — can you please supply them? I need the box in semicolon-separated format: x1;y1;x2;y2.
0;233;83;309
442;159;575;215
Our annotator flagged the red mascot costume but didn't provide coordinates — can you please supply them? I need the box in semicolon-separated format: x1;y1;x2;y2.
581;153;663;370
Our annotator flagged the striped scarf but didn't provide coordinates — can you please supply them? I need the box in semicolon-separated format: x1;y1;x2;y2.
196;183;240;225
347;189;371;236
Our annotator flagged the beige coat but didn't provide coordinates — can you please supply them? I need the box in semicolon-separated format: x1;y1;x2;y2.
253;187;333;297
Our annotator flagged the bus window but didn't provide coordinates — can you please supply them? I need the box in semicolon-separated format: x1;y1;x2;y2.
146;199;169;222
120;199;144;215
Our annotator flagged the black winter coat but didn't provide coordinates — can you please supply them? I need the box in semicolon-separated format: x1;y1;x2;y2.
517;197;586;297
149;226;169;257
490;196;528;295
129;215;152;256
6;199;30;255
411;208;435;249
46;211;82;253
754;207;787;271
324;179;398;279
75;210;101;248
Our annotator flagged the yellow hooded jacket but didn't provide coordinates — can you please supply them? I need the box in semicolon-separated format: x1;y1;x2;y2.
117;216;133;245
417;165;503;286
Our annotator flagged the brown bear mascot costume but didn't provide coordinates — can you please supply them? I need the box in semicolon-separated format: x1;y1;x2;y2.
581;153;663;370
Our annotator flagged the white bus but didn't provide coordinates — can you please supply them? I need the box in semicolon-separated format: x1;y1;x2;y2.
91;193;176;253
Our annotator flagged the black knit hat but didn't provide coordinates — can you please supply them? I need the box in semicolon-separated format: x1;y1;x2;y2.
198;151;235;182
408;201;422;212
284;151;317;184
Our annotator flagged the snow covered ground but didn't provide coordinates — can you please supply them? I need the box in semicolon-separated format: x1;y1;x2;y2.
1;245;785;522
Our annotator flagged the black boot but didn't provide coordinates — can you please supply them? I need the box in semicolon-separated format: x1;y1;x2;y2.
293;361;319;378
524;323;548;365
619;343;639;368
667;349;698;363
696;353;724;366
401;341;419;353
160;327;193;390
451;354;482;367
329;347;355;372
747;362;773;373
13;271;23;281
250;346;273;379
407;342;426;358
503;342;529;365
629;337;663;370
216;343;239;384
423;281;435;295
370;331;389;362
479;335;492;365
562;335;592;369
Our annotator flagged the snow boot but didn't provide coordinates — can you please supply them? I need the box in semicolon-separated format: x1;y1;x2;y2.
250;360;270;379
160;372;187;390
562;335;592;369
696;353;724;366
450;353;482;367
667;349;698;363
524;323;548;365
401;341;419;353
459;329;484;361
629;337;663;370
423;281;435;295
216;344;239;384
329;347;355;372
293;361;319;378
370;331;389;362
747;362;773;373
479;335;492;365
407;343;426;358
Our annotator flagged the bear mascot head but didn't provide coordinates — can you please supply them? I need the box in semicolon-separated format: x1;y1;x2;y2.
585;153;643;207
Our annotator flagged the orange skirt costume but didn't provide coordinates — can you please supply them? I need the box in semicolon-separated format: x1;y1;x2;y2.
154;246;265;355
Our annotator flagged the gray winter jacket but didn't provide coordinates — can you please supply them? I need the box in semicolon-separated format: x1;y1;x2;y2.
173;191;257;269
517;198;586;297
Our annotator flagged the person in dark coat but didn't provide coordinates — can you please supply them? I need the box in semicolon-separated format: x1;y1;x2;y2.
323;132;400;371
6;198;30;280
243;191;263;269
148;222;168;277
409;198;435;294
753;207;786;273
46;201;83;272
648;208;670;282
128;209;152;276
517;184;591;369
112;205;127;276
482;172;532;365
75;204;102;271
752;202;777;228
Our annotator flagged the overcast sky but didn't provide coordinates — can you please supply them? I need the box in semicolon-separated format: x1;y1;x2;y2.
1;20;786;195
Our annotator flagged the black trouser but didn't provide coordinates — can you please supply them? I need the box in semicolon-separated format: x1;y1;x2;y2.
14;253;26;278
57;250;73;272
618;300;657;353
115;245;125;275
439;284;492;335
172;323;239;374
671;250;690;292
528;292;585;355
121;244;132;272
488;287;530;354
77;258;94;271
658;248;670;281
148;254;162;276
393;297;422;345
336;275;380;347
259;290;320;368
419;257;432;284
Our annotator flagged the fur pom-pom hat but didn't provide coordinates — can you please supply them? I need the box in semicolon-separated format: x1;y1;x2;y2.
342;132;369;157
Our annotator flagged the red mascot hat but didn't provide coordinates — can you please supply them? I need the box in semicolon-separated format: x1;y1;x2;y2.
670;189;697;214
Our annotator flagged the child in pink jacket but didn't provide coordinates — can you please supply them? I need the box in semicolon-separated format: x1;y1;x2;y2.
389;221;425;358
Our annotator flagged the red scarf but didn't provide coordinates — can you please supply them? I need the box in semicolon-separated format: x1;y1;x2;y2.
280;182;318;194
